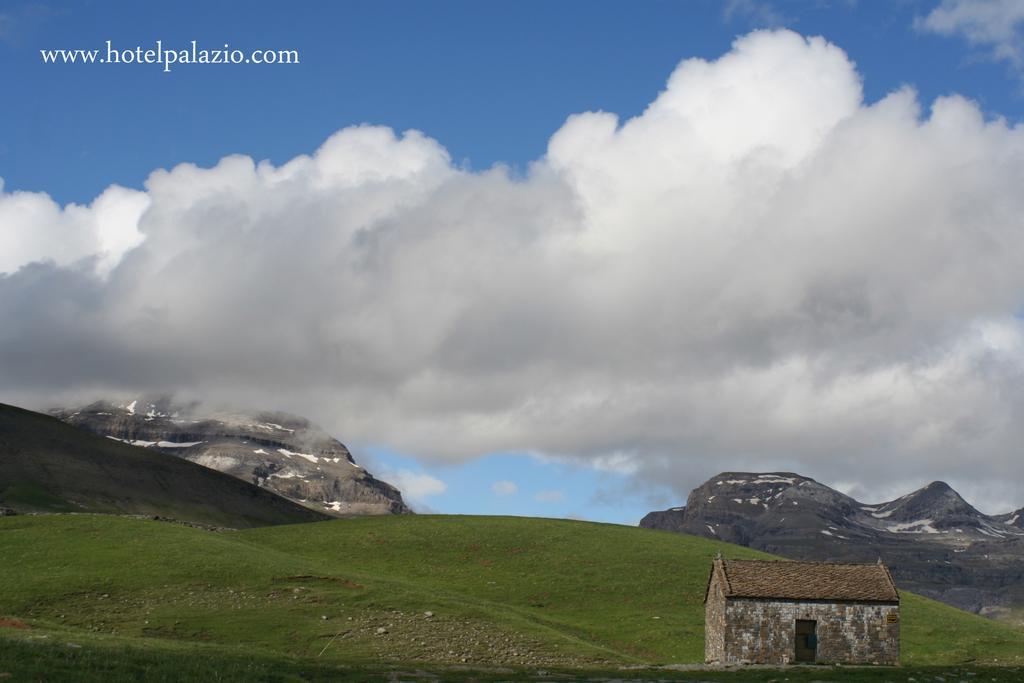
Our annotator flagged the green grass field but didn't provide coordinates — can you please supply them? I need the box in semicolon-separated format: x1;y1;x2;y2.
1;514;1022;681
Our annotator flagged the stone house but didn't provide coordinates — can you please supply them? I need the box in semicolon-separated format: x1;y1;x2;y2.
704;557;900;665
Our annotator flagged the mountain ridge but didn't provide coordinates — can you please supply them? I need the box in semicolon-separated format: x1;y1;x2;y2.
51;397;410;516
641;471;1024;618
0;401;330;528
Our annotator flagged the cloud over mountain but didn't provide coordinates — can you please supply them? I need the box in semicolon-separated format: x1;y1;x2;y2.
3;30;1024;510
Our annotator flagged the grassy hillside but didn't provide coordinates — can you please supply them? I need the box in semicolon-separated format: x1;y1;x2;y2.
0;402;328;528
1;514;1022;680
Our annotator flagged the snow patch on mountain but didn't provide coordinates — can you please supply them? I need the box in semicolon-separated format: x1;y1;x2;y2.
106;436;156;447
887;519;939;534
193;454;242;470
277;448;318;464
752;475;796;484
254;423;295;433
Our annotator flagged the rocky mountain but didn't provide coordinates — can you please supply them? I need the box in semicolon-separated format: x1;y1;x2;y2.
52;398;410;517
0;402;329;528
641;472;1024;619
994;507;1024;530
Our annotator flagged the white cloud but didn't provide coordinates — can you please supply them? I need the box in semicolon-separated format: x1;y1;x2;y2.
591;453;640;476
917;0;1024;69
3;30;1024;514
534;490;566;503
491;480;518;496
723;0;786;27
0;182;149;276
376;466;446;508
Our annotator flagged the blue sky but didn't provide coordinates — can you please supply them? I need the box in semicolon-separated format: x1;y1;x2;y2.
3;1;1022;206
5;1;1024;522
360;447;663;524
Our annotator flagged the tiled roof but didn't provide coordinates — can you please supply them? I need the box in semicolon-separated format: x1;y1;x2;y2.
712;559;899;602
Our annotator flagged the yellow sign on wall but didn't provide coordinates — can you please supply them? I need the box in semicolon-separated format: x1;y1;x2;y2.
885;613;899;624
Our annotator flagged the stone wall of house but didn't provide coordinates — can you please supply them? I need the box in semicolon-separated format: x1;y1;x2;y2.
722;598;899;665
704;573;726;663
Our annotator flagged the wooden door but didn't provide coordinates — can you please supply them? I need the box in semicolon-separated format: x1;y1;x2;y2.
794;619;817;662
